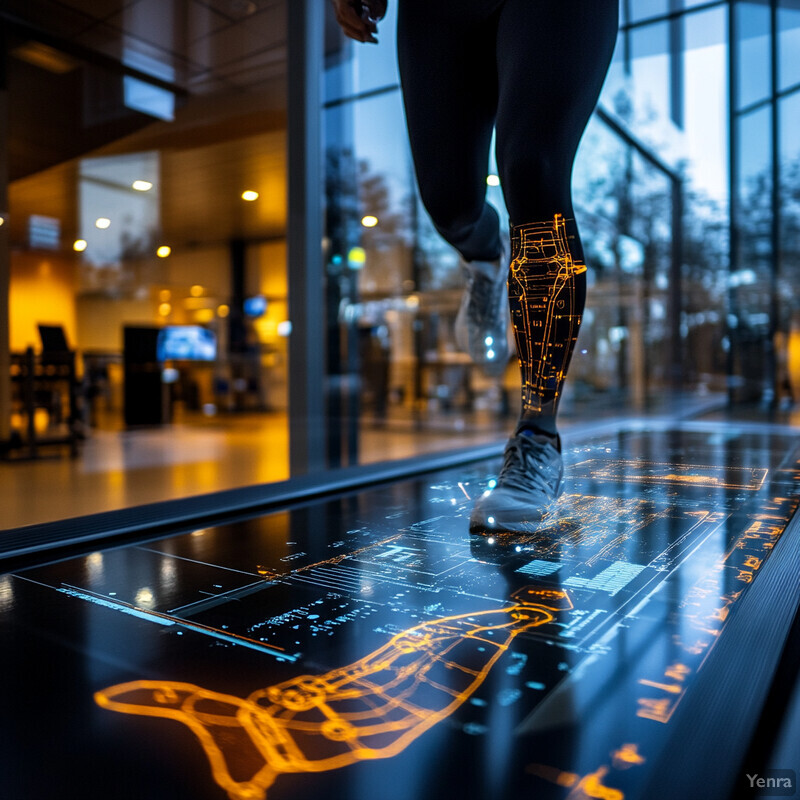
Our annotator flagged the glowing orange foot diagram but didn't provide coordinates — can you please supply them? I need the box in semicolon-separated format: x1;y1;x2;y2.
95;586;572;800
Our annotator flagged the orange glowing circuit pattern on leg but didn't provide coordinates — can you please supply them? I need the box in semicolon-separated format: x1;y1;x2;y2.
95;586;572;800
508;213;586;415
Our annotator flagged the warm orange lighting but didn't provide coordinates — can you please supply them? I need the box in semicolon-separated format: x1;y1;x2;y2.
95;217;111;229
190;284;204;298
158;303;171;316
159;289;171;302
132;180;153;192
361;215;378;228
241;190;259;201
611;743;646;769
217;304;230;318
73;239;88;252
0;216;5;227
156;245;171;258
195;309;214;323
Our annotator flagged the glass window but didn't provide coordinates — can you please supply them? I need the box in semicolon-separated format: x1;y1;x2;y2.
732;106;773;398
736;2;772;110
572;117;677;408
324;0;400;106
630;0;670;24
778;2;800;91
4;3;290;526
683;8;729;199
324;76;516;464
630;22;672;129
779;91;800;327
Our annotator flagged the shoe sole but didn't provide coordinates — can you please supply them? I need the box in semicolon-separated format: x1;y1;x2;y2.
468;505;557;535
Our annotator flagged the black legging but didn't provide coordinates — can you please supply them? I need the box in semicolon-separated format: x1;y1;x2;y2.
397;0;618;261
397;0;618;432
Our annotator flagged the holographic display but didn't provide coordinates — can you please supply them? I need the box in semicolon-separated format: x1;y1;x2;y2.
508;214;585;417
2;423;800;800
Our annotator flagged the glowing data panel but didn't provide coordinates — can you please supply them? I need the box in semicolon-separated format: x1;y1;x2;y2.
509;214;585;415
2;424;799;800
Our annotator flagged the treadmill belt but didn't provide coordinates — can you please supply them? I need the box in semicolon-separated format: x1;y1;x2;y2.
2;424;799;800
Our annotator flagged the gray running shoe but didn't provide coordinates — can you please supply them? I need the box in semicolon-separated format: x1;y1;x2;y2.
470;432;564;533
454;237;510;377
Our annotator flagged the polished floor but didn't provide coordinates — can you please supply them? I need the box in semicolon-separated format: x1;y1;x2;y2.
2;421;799;799
0;396;728;530
0;411;510;529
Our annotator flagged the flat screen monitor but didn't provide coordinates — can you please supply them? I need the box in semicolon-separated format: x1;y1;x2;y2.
157;326;216;362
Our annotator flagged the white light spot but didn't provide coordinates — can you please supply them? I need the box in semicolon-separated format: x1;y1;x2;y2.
135;587;154;607
487;349;495;359
484;336;493;346
487;516;495;525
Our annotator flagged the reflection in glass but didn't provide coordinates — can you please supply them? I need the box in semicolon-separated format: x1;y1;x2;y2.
778;3;800;91
736;2;771;110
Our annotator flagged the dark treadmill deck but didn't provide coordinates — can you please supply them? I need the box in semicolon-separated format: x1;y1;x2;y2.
3;422;800;800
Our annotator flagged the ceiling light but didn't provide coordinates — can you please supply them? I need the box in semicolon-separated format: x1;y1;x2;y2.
132;180;153;192
361;215;378;228
158;303;172;316
190;284;204;297
73;239;87;252
217;304;230;318
156;245;171;258
241;190;259;201
12;42;78;74
95;217;111;229
486;174;501;187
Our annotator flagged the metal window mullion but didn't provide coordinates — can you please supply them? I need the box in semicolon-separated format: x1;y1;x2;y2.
287;0;327;475
727;0;739;404
769;0;782;405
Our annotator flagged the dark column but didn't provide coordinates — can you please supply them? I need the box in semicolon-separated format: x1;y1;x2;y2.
228;238;246;355
768;0;781;406
287;0;326;475
726;0;740;405
668;0;685;129
0;24;10;448
670;178;684;391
